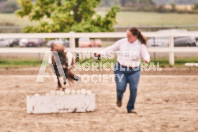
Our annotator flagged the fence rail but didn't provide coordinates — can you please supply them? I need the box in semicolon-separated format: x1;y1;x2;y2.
0;31;198;65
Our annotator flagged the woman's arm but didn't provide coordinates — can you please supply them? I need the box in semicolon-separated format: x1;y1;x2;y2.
100;39;122;55
94;39;122;58
140;44;150;63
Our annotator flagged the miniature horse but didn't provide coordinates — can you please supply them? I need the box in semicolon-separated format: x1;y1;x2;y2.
50;43;80;90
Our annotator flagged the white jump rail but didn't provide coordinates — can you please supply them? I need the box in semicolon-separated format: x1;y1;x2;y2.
0;31;198;65
27;94;96;114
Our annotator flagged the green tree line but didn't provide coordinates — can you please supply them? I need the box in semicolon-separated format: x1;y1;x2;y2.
16;0;119;33
1;0;198;13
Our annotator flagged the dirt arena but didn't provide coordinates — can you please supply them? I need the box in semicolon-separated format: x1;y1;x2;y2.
0;67;198;132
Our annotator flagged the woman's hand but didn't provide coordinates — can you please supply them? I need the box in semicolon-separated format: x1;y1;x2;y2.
94;53;100;57
143;59;149;63
94;53;101;60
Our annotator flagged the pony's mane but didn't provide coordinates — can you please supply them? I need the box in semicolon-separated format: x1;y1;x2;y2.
51;43;65;53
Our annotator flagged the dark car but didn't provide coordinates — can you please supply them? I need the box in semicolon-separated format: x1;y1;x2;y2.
147;29;197;47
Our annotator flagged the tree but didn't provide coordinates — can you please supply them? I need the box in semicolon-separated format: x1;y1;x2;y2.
170;2;176;12
194;3;198;10
120;0;136;7
1;0;19;13
139;0;155;6
156;4;167;13
100;0;120;7
120;0;154;7
15;0;119;33
120;0;126;6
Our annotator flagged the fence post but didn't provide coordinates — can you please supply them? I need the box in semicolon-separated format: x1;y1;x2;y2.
69;31;79;62
69;31;75;49
169;35;174;66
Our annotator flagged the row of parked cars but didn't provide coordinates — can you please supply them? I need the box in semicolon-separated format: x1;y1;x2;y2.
0;38;102;48
0;39;19;47
147;29;198;47
0;29;197;47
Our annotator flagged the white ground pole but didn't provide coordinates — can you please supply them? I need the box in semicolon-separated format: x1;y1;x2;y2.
27;94;95;114
185;63;198;67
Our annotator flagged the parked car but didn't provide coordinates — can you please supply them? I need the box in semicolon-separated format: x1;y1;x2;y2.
19;39;28;47
94;39;102;47
147;37;169;47
46;39;69;47
0;39;17;47
12;39;20;47
19;38;46;47
147;29;197;47
195;38;198;46
78;38;101;48
174;36;196;47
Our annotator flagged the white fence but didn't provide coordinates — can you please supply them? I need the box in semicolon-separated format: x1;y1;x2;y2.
0;31;198;65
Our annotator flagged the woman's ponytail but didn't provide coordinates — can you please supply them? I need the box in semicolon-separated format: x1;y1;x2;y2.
137;31;147;45
128;27;147;45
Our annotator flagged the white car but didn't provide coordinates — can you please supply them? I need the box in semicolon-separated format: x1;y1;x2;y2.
19;39;28;47
147;29;197;47
147;37;169;47
78;38;101;48
0;39;16;47
19;38;46;47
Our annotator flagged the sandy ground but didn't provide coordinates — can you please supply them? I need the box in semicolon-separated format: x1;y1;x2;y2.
0;68;198;132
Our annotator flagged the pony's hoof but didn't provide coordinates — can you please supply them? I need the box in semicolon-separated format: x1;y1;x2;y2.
56;87;60;91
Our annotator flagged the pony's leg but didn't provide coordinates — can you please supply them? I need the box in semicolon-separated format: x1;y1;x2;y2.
62;76;66;91
63;69;67;85
56;76;62;90
68;70;80;81
63;77;66;85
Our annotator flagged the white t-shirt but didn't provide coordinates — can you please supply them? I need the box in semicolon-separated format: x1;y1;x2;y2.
100;38;150;67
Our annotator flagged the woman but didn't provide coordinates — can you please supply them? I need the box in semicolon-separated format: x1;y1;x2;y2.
95;27;150;113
